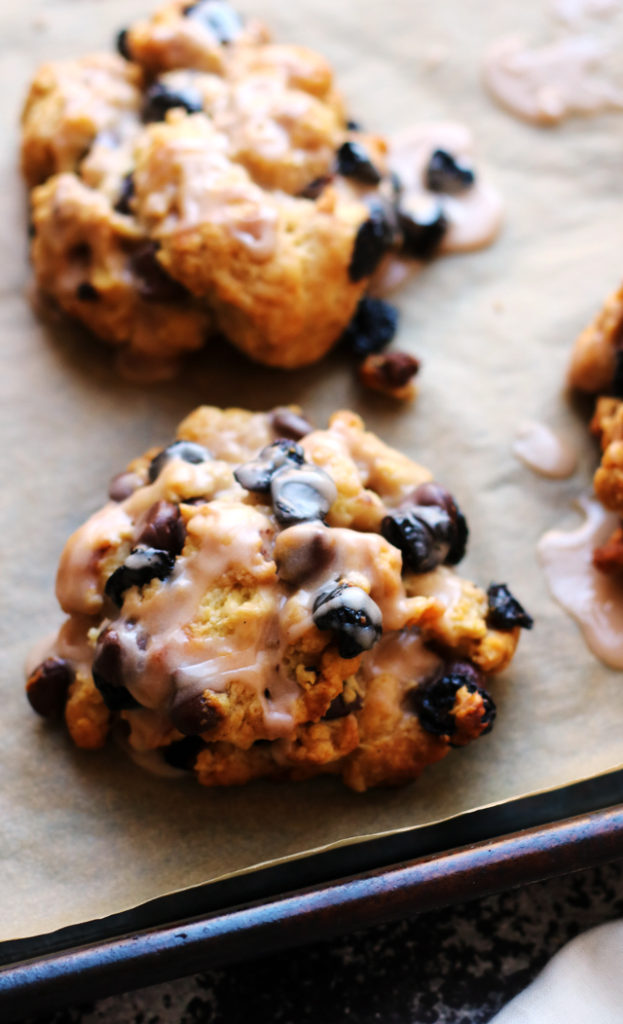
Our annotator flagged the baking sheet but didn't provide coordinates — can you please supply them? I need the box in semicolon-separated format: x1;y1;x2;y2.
2;0;623;944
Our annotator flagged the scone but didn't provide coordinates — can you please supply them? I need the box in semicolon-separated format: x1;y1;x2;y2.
26;406;531;791
22;0;502;377
568;283;623;571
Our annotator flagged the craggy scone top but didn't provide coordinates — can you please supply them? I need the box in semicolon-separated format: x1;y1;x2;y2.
22;0;499;377
27;407;531;791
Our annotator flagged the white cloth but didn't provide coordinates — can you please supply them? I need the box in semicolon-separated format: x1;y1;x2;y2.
491;919;623;1023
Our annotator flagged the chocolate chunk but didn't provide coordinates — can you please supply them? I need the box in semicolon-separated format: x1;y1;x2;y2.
234;439;305;494
184;0;243;43
136;501;186;556
170;691;223;735
313;582;382;659
142;81;203;123
336;141;382;185
486;583;533;630
92;628;141;710
270;407;314;441
114;173;135;216
130;242;189;303
26;657;74;718
148;439;212;482
271;465;337;526
105;546;176;608
298;175;333;200
116;28;132;60
275;530;333;584
348;206;394;282
381;505;454;573
76;282;98;302
409;482;468;566
414;665;495;737
425;148;475;195
108;471;144;502
398;194;447;259
162;736;204;770
341;297;399;359
323;689;363;720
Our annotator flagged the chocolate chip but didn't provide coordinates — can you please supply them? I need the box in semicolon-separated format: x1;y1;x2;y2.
323;689;363;720
105;546;176;608
271;465;337;526
313;582;382;659
116;28;132;60
298;175;333;200
486;583;533;630
612;350;623;398
409;482;468;566
275;530;333;584
170;691;223;735
142;81;203;123
26;657;74;718
381;505;454;573
336;141;382;185
346;119;362;131
183;0;243;43
348;206;393;282
148;439;212;482
234;439;305;494
341;297;399;359
425;148;475;195
413;665;494;737
270;407;314;441
162;736;204;770
92;628;141;710
114;173;135;215
398;194;447;259
136;501;186;556
76;282;98;302
130;242;189;303
108;471;144;502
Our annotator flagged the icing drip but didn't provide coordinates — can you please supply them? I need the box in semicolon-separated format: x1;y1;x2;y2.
513;420;578;479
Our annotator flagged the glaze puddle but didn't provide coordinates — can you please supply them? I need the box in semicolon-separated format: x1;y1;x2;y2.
513;420;577;478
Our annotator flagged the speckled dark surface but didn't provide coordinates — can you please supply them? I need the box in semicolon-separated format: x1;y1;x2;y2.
21;859;623;1024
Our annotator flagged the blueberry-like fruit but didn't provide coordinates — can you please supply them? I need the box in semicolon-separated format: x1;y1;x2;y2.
341;297;399;359
486;584;533;630
414;665;495;737
130;242;189;303
148;439;212;482
234;440;305;493
409;482;468;565
136;501;186;556
381;504;454;573
183;0;243;43
348;204;394;282
114;173;135;215
425;148;475;194
271;465;337;526
26;657;74;718
116;28;132;60
105;546;176;608
336;141;381;185
398;194;447;259
92;628;141;710
76;282;98;302
313;582;382;659
142;81;203;122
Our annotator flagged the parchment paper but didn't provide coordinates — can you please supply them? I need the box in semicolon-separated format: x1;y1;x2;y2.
2;0;623;944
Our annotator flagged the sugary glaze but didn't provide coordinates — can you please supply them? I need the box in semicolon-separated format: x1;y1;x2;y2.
553;0;619;25
538;496;623;667
513;420;578;479
27;407;527;791
483;34;623;124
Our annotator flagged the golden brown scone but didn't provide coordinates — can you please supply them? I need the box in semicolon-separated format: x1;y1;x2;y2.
568;282;623;394
27;407;530;791
21;0;500;375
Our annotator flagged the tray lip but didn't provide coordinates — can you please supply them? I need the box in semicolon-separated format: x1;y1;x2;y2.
1;799;622;1022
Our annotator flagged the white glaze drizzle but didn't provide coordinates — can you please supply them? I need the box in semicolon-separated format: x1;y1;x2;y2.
538;496;623;668
513;420;578;479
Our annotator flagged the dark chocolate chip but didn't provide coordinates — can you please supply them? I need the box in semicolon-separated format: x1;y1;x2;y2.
341;297;399;359
297;175;334;200
425;148;475;195
76;282;99;302
26;657;74;718
486;583;534;630
92;628;141;710
183;0;243;43
148;439;212;482
409;481;468;566
276;530;333;584
271;465;337;526
170;691;223;735
136;501;186;556
270;407;314;441
612;350;623;398
108;471;144;502
116;28;132;60
414;667;495;737
398;194;447;259
348;206;393;282
323;689;363;720
312;582;382;659
114;173;135;215
142;81;204;123
130;242;189;303
381;505;454;573
234;439;305;494
105;545;176;608
336;141;382;185
162;736;204;770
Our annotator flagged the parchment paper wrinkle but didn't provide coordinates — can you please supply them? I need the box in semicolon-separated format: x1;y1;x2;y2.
1;0;622;943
